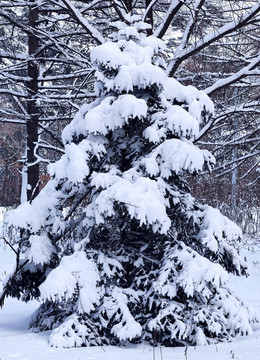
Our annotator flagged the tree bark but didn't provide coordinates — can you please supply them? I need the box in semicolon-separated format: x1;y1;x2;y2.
125;0;132;12
26;0;40;202
145;0;154;35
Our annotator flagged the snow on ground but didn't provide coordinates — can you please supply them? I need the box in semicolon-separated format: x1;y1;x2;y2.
1;238;260;360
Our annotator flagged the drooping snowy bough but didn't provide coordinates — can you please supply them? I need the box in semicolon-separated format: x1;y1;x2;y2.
2;17;258;347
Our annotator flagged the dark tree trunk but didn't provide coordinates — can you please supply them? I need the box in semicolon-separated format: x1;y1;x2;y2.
145;0;154;35
125;0;132;12
26;0;40;202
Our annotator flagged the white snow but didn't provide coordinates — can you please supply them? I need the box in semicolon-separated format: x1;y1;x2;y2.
49;314;91;348
108;287;142;341
198;205;243;253
140;36;166;54
144;105;200;142
163;78;214;118
140;139;215;177
91;42;127;69
82;95;147;135
26;235;56;266
112;63;166;92
1;238;260;359
90;174;171;233
5;180;60;233
40;251;100;309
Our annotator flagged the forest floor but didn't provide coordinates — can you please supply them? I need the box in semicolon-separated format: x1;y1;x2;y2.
0;237;260;360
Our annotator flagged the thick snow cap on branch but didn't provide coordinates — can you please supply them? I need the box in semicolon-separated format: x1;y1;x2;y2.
26;235;56;266
140;139;215;177
91;42;127;69
5;179;60;233
40;251;100;312
90;172;171;234
66;95;147;138
199;205;243;253
155;242;229;300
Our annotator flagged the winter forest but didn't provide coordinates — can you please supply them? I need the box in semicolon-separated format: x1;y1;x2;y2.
0;0;260;359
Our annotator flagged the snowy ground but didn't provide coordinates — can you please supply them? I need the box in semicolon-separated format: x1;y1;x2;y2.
1;239;260;360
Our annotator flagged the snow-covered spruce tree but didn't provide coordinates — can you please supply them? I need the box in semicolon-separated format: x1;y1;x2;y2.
2;17;257;347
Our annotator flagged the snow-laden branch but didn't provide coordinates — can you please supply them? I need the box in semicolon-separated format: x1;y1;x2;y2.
0;73;31;82
167;3;260;76
60;0;105;44
194;116;217;143
198;136;260;147
215;103;260;120
37;140;65;154
0;50;27;61
112;0;130;23
0;107;28;121
174;0;206;56
0;89;27;98
214;150;260;178
143;0;159;22
153;0;184;39
38;70;92;82
205;53;260;95
37;92;90;100
0;118;26;125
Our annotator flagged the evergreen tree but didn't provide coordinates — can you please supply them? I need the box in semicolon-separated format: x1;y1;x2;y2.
1;17;257;347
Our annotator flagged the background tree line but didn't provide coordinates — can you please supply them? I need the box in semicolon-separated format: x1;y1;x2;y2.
0;0;259;231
